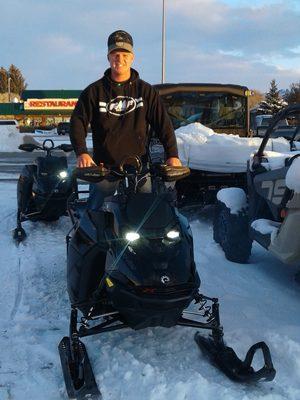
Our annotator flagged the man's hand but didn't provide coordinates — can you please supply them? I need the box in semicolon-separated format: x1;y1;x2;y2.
76;153;96;168
166;157;182;167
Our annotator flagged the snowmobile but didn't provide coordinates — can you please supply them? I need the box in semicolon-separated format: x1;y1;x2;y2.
13;139;74;242
59;156;275;400
213;104;300;274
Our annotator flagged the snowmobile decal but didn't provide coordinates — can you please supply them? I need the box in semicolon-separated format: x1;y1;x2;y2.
99;96;144;116
161;275;170;284
261;179;286;205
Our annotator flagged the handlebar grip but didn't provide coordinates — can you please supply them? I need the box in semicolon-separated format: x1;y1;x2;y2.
74;166;110;182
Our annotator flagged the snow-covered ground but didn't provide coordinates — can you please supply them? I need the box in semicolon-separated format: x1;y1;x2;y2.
1;181;300;400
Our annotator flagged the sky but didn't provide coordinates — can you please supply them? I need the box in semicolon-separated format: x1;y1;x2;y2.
1;0;300;93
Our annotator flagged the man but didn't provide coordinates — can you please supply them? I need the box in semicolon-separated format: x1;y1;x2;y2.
70;30;181;208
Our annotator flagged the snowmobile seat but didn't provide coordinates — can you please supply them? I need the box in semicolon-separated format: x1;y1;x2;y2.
36;156;67;176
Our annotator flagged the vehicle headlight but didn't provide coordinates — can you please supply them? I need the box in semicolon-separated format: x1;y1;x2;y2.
58;170;68;179
125;232;140;242
166;230;180;239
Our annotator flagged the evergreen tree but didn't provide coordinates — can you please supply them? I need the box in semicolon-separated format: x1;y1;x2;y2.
0;67;8;93
8;64;27;95
257;79;287;115
285;82;300;104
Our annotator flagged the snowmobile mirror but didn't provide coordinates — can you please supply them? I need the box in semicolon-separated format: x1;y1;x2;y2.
58;144;73;152
42;139;55;150
119;155;143;174
18;143;39;152
74;166;110;182
157;165;190;182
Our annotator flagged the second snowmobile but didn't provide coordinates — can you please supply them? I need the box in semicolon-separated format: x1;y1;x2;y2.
13;139;74;242
59;157;275;399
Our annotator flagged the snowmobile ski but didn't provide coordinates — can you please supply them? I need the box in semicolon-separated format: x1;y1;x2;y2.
194;333;276;382
58;336;102;400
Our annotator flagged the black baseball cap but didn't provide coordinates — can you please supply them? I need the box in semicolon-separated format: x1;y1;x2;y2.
107;30;134;54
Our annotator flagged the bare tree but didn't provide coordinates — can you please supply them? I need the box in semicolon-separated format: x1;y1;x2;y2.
0;67;9;93
249;89;264;109
285;82;300;104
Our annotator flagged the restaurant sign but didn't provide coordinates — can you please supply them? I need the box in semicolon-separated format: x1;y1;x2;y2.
24;98;78;110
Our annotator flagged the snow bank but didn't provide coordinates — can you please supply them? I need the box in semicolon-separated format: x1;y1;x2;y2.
0;130;92;152
176;122;290;173
217;187;247;214
286;157;300;193
0;130;41;151
0;130;25;151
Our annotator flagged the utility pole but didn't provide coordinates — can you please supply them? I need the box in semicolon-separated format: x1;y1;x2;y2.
161;0;166;83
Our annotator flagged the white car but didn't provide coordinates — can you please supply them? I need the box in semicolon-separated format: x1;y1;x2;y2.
0;119;20;135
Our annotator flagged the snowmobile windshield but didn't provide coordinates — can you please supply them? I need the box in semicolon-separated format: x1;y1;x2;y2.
36;156;68;176
161;91;247;131
125;193;176;233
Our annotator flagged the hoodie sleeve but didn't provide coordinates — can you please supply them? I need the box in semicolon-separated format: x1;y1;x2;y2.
145;84;178;159
70;86;95;156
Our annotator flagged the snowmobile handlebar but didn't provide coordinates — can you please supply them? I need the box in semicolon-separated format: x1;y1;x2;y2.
74;164;190;183
18;139;73;154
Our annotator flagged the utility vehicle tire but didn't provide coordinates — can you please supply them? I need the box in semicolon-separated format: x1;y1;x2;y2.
214;200;252;263
213;205;221;244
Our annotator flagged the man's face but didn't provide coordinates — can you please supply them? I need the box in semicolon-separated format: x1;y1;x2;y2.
108;50;134;76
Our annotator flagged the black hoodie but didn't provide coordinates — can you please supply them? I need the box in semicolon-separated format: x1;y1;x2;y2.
70;68;178;166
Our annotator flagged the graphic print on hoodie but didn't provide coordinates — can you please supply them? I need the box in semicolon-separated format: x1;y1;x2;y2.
100;96;144;116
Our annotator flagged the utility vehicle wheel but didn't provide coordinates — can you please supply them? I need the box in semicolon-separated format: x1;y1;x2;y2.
214;200;252;263
213;205;221;244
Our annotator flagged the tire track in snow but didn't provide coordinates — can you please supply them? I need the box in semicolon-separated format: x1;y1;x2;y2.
10;258;23;320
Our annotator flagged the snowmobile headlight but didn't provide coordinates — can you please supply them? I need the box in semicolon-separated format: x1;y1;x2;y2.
58;170;68;179
166;230;180;239
125;232;140;242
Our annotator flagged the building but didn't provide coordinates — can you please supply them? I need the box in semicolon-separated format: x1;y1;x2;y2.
0;90;81;127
